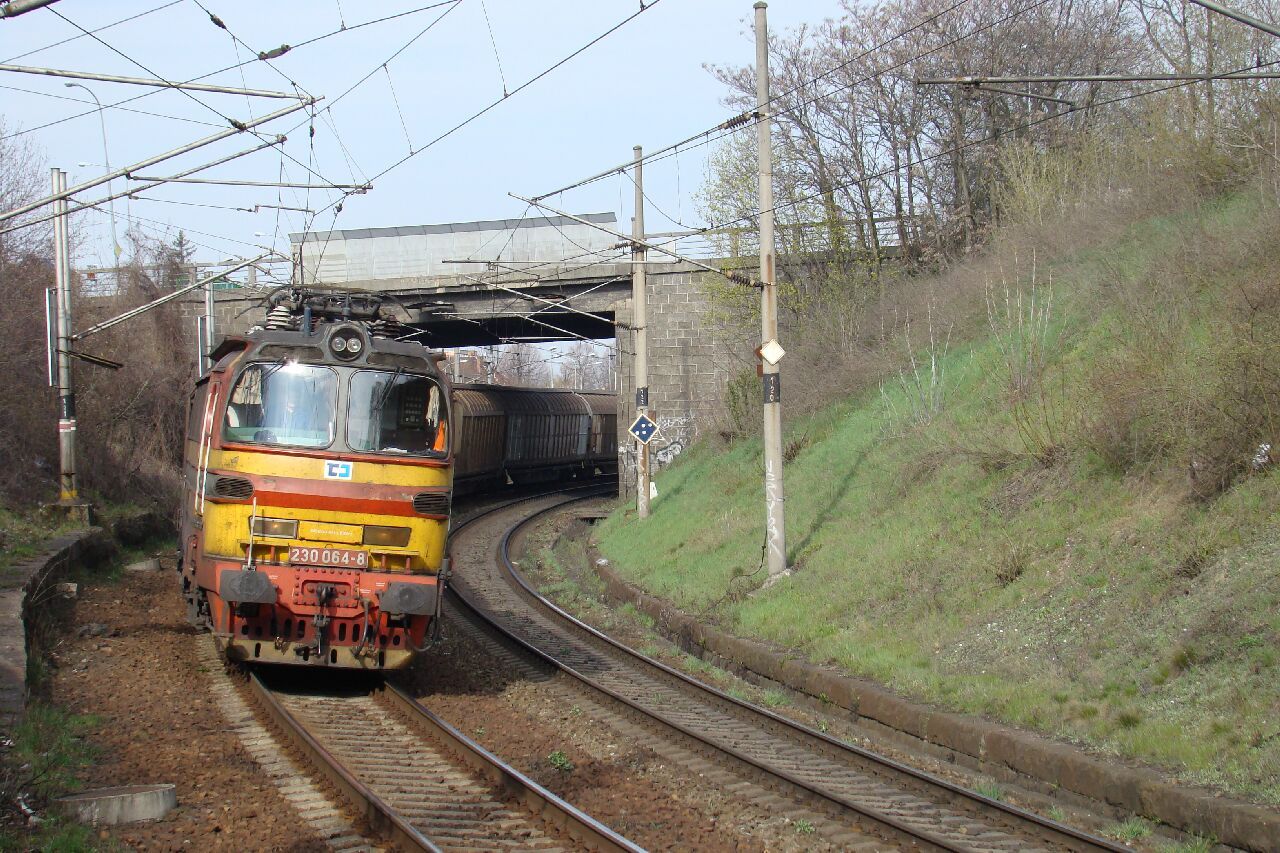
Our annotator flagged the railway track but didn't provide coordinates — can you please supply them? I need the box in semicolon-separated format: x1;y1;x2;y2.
445;489;1129;853
246;666;640;852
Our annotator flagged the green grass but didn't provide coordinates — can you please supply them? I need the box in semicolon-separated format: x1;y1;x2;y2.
597;189;1280;804
0;815;105;853
12;703;100;799
0;703;105;851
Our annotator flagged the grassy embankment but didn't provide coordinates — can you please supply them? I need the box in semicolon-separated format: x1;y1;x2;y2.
596;187;1280;805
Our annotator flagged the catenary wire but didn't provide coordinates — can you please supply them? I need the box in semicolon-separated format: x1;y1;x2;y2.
704;56;1280;239
48;6;241;129
0;83;223;127
303;0;667;228
2;0;183;63
1;2;455;141
296;0;656;287
532;0;976;200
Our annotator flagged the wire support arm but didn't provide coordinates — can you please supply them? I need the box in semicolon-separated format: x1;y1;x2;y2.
126;176;370;191
1;137;286;236
73;254;278;341
917;72;1280;84
1188;0;1280;39
0;97;318;224
0;62;306;98
0;0;59;19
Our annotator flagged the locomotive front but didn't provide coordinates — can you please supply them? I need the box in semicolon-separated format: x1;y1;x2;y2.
179;295;451;669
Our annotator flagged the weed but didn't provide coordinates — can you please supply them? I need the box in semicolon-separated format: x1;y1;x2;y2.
9;703;99;799
1048;805;1068;823
784;433;810;464
793;818;816;835
569;706;583;718
473;727;486;738
985;258;1061;460
1174;545;1213;579
817;720;830;734
1107;816;1153;842
1159;834;1217;853
1116;710;1143;729
1170;644;1198;674
762;690;790;708
975;781;1005;802
0;814;104;852
547;750;573;772
880;305;951;430
994;545;1030;587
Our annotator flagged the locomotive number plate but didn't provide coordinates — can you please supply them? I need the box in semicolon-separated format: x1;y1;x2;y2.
288;546;368;568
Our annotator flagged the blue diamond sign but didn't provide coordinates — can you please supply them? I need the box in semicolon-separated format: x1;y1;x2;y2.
628;414;659;445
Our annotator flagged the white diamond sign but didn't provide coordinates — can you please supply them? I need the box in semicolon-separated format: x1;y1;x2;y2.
760;339;786;365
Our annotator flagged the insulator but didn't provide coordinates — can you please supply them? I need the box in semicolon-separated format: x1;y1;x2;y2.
263;305;296;331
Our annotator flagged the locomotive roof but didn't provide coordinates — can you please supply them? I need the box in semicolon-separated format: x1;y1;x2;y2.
209;324;442;375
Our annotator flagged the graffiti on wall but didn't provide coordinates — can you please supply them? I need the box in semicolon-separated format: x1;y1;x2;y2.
652;414;694;468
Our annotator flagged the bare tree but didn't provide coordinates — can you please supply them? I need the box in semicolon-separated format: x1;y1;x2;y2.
557;341;614;390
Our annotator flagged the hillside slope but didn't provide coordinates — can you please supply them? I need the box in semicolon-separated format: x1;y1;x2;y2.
597;188;1280;805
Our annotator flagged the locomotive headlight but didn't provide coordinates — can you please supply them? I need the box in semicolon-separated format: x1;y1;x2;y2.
362;525;411;547
251;517;299;538
329;328;365;360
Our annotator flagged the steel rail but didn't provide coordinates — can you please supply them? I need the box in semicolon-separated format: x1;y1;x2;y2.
250;668;638;851
447;492;1128;852
246;673;442;853
380;682;642;852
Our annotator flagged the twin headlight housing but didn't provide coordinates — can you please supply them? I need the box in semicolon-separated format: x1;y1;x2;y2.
329;328;365;360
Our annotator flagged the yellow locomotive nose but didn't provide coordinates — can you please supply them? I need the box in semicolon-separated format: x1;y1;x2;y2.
179;314;453;670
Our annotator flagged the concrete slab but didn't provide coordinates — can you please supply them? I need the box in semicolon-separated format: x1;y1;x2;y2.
55;783;176;825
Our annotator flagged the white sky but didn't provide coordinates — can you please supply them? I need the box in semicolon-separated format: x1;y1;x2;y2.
1;0;841;270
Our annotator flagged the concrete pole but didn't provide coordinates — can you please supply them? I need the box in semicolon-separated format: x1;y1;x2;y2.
52;168;78;502
632;145;651;518
756;2;787;580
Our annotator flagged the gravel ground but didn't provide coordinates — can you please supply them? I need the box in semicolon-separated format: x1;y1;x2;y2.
48;559;327;851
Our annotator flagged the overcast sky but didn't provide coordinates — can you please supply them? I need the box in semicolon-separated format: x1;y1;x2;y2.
2;0;840;271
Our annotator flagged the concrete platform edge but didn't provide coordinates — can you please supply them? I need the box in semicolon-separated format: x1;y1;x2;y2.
0;512;175;732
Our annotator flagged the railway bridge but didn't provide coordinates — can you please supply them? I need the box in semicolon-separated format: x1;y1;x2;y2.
196;212;900;488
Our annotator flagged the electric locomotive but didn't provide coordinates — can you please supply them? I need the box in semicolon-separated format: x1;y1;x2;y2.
178;290;450;669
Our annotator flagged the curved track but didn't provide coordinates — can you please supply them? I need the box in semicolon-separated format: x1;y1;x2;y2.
248;668;640;852
446;490;1128;853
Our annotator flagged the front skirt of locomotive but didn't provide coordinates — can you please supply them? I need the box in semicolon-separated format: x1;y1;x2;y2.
212;561;439;669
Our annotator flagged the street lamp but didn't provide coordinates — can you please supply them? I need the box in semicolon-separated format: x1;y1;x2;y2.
64;82;121;262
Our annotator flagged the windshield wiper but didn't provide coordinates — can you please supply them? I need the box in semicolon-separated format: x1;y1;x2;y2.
373;366;403;415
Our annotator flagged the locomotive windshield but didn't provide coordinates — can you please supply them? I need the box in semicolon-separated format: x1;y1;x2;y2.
223;362;338;448
348;370;448;457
